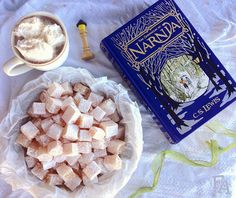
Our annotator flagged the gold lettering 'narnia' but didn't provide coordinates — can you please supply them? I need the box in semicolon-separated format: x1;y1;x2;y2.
127;17;183;61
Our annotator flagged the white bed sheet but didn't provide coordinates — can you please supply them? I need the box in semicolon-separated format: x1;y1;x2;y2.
0;0;236;197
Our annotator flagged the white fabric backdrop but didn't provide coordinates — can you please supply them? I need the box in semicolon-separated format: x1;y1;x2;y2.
0;0;236;197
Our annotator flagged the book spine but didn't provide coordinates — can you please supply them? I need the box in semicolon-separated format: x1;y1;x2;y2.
100;40;176;144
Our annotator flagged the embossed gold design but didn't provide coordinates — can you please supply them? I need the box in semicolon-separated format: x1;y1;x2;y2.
125;13;188;65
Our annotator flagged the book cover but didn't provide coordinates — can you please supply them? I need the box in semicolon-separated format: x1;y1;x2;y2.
100;0;236;143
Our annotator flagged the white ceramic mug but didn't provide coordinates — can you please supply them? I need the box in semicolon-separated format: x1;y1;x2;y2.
3;11;69;76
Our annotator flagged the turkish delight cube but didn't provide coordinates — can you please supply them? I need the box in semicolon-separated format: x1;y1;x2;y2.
77;142;92;154
82;161;101;180
91;106;106;122
32;118;42;130
99;120;118;138
62;124;79;141
91;139;107;150
52;113;65;126
27;107;39;118
16;133;31;148
88;92;104;107
93;149;107;159
61;82;73;96
56;163;74;182
45;97;62;114
41;118;54;132
27;141;39;158
37;147;53;162
21;121;39;140
54;155;67;163
32;102;46;115
66;155;81;166
47;123;63;140
47;82;64;98
82;173;98;186
61;96;76;111
40;90;50;103
108;110;121;123
94;158;108;174
42;160;56;170
99;99;116;116
73;83;90;96
103;155;122;171
64;174;82;191
46;173;63;186
73;92;83;105
89;127;105;140
63;143;79;156
78;129;92;142
31;162;48;180
78;98;92;113
47;141;63;156
78;153;94;165
62;105;81;124
35;134;53;147
79;114;93;128
25;156;37;168
117;125;125;139
107;140;125;154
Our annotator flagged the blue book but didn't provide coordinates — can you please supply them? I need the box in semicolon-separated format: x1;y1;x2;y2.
100;0;236;143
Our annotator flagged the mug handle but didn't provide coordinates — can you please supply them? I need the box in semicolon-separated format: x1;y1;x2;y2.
3;57;33;76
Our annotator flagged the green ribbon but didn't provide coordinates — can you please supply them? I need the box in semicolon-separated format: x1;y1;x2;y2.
129;121;236;198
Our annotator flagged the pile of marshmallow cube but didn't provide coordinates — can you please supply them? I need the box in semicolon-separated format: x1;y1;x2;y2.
16;81;125;191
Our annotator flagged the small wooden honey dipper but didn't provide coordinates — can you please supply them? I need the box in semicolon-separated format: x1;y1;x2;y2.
76;20;95;61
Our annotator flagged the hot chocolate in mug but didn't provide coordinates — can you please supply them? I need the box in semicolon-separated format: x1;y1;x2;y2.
3;11;69;76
